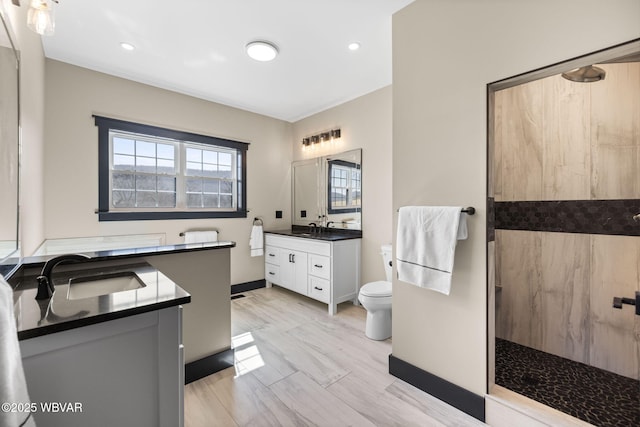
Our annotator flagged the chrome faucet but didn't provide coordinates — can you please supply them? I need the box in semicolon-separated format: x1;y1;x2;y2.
308;222;317;233
35;254;91;300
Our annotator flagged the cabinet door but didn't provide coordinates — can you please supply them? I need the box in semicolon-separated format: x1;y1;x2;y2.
279;250;308;295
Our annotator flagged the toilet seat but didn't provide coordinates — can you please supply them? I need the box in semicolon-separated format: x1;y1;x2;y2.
360;281;392;298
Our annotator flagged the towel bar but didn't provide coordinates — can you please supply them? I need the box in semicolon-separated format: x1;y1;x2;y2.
396;207;475;215
179;229;218;237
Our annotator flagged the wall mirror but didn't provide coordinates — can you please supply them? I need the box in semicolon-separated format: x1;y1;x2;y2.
292;148;361;230
0;8;20;273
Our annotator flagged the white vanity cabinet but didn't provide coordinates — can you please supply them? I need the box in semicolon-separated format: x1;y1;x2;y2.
264;233;361;315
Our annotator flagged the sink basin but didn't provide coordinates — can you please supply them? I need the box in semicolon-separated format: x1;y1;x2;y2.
67;271;145;300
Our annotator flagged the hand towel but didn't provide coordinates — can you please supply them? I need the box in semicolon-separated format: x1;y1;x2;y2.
249;225;264;257
183;230;218;244
396;206;468;295
1;278;37;427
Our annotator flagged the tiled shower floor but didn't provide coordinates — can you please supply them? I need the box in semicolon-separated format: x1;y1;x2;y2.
495;338;640;427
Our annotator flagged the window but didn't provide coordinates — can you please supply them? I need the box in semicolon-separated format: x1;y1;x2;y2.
327;159;361;214
94;116;248;221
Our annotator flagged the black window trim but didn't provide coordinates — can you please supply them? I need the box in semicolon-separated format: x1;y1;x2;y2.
94;115;249;221
327;158;361;215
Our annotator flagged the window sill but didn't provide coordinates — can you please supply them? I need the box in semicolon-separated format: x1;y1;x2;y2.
98;211;247;221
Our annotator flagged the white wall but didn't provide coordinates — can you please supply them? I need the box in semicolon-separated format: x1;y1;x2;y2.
392;0;640;396
292;86;393;285
5;1;47;257
44;60;292;285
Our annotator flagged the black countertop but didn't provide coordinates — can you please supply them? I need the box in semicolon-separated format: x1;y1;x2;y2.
265;227;361;241
20;240;236;267
10;241;236;340
12;262;191;340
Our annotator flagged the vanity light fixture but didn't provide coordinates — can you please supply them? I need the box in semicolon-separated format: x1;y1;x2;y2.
246;41;279;62
301;128;341;149
27;0;58;36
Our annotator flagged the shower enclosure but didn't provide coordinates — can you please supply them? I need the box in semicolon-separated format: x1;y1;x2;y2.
487;40;640;427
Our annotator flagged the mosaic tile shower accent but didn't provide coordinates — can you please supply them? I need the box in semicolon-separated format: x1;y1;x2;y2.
487;197;495;242
494;199;640;236
496;338;640;427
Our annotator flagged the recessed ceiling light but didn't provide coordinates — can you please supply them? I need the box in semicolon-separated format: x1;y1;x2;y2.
120;42;135;51
246;41;279;62
348;42;361;51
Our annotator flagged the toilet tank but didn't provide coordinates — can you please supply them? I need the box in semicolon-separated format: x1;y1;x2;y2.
381;244;393;282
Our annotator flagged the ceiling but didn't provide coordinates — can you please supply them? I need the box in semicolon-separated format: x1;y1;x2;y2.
41;0;414;123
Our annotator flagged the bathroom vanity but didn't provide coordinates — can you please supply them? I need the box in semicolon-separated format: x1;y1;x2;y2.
264;230;361;315
11;261;188;427
7;241;234;427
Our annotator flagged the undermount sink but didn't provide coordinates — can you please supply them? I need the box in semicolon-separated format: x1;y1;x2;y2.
66;271;145;300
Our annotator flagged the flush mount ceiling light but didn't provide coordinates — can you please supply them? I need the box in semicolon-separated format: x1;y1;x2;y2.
27;0;58;36
348;42;361;51
120;42;135;51
246;41;279;62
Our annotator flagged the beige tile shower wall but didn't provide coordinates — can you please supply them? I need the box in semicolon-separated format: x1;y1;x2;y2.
494;62;640;202
590;234;640;379
496;230;639;379
541;74;591;200
494;81;544;201
590;63;640;199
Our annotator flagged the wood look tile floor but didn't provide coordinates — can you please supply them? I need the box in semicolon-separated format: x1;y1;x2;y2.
185;286;486;427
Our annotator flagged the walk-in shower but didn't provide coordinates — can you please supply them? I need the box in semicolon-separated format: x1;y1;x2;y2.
488;40;640;427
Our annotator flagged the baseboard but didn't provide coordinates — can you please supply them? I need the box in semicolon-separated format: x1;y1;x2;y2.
231;279;265;295
185;348;234;384
389;354;485;422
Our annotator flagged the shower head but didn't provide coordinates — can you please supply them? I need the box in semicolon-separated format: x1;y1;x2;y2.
561;65;606;83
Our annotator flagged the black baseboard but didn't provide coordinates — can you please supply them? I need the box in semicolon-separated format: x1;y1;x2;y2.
185;348;234;384
231;279;265;295
389;354;485;422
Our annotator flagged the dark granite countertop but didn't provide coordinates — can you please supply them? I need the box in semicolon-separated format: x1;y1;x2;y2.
265;227;361;241
20;240;236;267
12;262;191;340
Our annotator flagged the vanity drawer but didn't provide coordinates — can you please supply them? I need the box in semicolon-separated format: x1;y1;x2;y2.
265;264;280;283
308;254;330;280
265;246;280;266
308;276;330;304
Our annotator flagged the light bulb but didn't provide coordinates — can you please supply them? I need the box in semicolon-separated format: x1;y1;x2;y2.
27;0;55;36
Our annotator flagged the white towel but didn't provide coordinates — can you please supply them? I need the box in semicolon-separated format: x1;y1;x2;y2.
396;206;468;295
249;225;264;257
1;278;37;427
183;230;218;244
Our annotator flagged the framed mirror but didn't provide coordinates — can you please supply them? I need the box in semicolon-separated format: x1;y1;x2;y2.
292;148;361;230
0;7;20;273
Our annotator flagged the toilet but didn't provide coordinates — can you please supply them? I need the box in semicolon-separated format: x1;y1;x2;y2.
358;244;393;340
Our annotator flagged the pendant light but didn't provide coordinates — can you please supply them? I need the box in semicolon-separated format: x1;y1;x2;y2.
27;0;58;36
